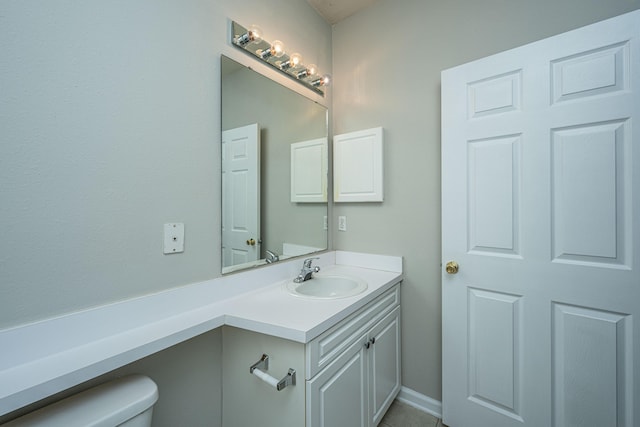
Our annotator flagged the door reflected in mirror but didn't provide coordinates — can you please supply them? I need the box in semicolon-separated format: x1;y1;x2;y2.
221;55;328;274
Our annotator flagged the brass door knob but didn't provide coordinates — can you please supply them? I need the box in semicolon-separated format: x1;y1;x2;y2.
246;238;256;246
445;261;459;274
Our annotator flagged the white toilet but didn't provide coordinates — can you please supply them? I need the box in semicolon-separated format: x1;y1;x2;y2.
4;375;159;427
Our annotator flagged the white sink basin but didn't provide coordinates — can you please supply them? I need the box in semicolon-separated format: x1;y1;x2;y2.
284;275;368;299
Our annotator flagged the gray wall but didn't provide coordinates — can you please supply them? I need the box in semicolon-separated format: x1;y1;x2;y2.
332;0;640;402
0;0;331;329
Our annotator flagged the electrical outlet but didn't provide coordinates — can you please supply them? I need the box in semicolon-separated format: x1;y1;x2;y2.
323;216;328;230
164;223;185;254
338;216;347;231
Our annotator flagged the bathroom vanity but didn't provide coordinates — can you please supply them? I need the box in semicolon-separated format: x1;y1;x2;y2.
0;251;402;425
223;284;400;427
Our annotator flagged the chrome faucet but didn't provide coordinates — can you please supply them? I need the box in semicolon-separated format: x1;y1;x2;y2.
265;249;279;264
294;257;320;283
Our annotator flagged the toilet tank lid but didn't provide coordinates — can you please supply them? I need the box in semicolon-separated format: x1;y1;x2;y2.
4;375;159;427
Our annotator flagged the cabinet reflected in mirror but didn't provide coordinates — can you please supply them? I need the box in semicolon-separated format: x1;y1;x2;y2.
221;55;328;274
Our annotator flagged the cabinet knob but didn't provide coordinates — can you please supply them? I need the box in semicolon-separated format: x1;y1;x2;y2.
365;337;376;349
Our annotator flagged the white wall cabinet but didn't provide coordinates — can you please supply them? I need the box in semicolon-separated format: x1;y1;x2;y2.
290;137;328;203
222;284;401;427
333;127;384;202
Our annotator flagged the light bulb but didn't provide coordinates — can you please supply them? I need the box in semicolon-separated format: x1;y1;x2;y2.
236;24;263;47
271;40;285;58
290;53;302;67
248;25;263;44
279;53;303;70
312;74;332;87
297;63;318;79
260;40;285;60
307;64;318;76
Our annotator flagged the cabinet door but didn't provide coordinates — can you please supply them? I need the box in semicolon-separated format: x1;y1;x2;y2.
307;335;369;427
369;307;401;426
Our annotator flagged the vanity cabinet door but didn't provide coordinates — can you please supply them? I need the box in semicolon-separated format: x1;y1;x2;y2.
306;306;402;427
306;334;369;427
369;306;401;426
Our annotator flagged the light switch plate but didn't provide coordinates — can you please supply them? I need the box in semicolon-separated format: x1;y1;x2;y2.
164;223;184;254
338;216;347;231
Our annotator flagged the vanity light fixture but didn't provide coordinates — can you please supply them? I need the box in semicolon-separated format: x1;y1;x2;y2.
231;21;330;96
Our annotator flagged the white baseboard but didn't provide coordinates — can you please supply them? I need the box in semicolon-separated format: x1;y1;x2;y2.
396;386;442;419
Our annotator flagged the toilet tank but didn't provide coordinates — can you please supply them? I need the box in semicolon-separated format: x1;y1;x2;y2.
4;375;159;427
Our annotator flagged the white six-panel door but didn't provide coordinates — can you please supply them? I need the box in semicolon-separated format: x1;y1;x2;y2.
442;10;639;427
222;123;260;268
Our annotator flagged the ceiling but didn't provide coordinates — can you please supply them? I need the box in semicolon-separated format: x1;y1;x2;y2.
306;0;377;24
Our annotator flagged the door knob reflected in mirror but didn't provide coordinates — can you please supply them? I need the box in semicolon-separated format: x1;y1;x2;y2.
246;238;256;246
445;261;459;274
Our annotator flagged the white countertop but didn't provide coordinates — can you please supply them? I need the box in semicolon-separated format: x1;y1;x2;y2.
0;251;402;416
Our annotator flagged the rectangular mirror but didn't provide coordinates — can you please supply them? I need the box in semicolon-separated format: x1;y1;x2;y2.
221;55;328;274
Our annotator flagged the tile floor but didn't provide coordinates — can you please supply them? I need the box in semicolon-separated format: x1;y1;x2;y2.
380;400;448;427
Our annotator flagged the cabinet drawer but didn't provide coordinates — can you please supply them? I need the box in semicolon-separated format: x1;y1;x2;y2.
306;285;400;379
